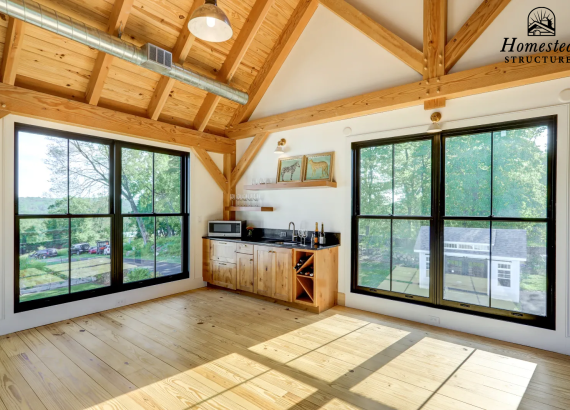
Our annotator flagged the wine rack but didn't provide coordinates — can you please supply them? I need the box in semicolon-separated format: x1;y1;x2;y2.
293;250;316;305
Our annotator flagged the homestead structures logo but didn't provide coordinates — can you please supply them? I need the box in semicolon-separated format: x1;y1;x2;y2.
528;7;555;36
501;7;569;63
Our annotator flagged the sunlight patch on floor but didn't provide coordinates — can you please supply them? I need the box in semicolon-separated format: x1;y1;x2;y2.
78;312;537;410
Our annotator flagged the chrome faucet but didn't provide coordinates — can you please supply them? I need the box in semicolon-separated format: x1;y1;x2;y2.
288;222;297;242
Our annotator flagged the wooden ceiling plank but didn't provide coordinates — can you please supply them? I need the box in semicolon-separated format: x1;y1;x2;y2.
1;18;25;85
146;0;203;121
0;83;235;153
194;0;275;132
230;132;270;187
320;0;424;74
424;0;447;79
226;49;570;139
445;0;511;73
85;0;135;105
191;147;228;191
229;0;319;126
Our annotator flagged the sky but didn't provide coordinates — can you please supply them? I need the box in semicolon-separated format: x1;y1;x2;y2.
18;132;55;198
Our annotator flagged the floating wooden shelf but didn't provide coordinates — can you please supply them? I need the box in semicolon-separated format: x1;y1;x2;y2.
225;206;273;212
244;181;337;190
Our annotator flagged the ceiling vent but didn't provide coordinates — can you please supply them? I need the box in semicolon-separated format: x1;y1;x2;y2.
142;44;173;71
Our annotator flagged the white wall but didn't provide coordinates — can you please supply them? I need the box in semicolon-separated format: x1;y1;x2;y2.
0;115;222;335
236;78;570;355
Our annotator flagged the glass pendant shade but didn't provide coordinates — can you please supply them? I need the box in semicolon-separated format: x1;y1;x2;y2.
188;0;233;43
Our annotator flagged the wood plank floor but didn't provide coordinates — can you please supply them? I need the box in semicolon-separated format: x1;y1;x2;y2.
1;287;569;410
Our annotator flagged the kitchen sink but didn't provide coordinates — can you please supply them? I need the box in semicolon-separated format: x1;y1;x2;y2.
270;241;297;245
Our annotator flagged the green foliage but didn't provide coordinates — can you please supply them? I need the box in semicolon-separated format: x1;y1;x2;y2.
19;197;57;214
125;267;154;283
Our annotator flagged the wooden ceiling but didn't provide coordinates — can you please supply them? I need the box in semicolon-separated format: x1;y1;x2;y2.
0;0;307;136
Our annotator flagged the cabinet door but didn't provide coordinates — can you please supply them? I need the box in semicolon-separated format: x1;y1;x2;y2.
255;246;274;297
203;239;212;282
237;253;255;293
273;248;293;302
211;241;237;263
212;261;236;290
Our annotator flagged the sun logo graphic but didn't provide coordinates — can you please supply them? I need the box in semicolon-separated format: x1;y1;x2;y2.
528;7;555;36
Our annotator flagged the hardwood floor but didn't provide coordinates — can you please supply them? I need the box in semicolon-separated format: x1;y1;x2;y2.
0;287;569;410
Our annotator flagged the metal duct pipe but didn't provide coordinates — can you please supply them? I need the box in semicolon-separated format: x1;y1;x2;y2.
0;0;249;105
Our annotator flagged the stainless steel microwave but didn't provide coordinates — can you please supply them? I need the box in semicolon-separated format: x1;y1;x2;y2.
208;220;246;238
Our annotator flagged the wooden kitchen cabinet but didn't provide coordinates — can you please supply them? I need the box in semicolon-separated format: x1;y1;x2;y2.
236;252;255;293
254;246;292;302
211;261;236;290
273;248;293;302
255;246;274;298
203;238;338;313
211;241;237;263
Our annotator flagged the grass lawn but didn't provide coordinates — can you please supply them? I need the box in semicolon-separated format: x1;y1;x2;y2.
20;273;66;288
19;282;108;302
521;274;546;291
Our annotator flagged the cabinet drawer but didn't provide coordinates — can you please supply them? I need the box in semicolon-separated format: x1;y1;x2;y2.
211;241;237;263
236;243;253;255
211;261;236;290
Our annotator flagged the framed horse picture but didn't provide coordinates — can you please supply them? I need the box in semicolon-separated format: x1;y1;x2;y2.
303;152;335;182
277;155;304;183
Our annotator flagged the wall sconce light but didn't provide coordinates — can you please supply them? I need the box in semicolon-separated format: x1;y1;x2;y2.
426;112;442;134
274;138;286;154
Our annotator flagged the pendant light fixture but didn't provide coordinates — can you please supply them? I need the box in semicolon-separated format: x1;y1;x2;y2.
188;0;233;43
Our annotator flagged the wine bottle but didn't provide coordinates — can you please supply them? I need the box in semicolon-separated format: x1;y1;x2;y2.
314;222;319;245
320;223;326;245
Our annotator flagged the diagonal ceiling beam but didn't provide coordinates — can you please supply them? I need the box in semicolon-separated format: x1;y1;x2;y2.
230;132;270;187
147;0;203;121
1;17;25;85
226;49;570;139
193;0;275;132
424;0;447;80
228;0;319;127
85;0;134;105
445;0;511;73
0;82;235;153
320;0;424;74
191;147;228;191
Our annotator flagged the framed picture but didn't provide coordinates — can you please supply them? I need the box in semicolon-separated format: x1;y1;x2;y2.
277;155;304;183
303;152;335;182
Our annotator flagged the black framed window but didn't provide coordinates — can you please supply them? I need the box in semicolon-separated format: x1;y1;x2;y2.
15;124;189;312
352;116;556;329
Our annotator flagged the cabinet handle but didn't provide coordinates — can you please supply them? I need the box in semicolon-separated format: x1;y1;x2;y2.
220;263;227;266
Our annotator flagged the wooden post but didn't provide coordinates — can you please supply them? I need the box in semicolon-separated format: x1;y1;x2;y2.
223;152;236;221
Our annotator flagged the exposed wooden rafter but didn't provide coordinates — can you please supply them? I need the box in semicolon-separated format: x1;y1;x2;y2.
423;0;447;110
1;17;25;85
191;147;228;191
85;0;134;106
228;0;319;127
231;132;270;187
194;0;275;132
226;49;570;139
424;0;447;79
0;83;235;153
147;0;203;121
445;0;511;73
320;0;424;74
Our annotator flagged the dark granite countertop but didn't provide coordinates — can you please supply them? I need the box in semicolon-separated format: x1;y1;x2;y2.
203;236;340;250
204;227;340;250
